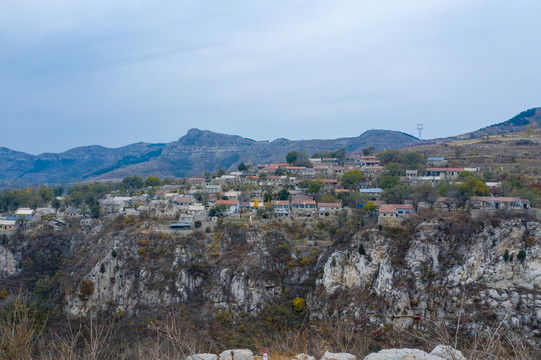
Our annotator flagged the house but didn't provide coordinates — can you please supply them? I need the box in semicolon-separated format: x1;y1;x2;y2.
34;207;57;221
377;204;414;225
0;218;17;232
188;177;206;185
361;156;381;167
215;200;239;214
317;203;342;217
425;168;464;180
224;191;241;200
470;197;530;210
291;200;317;216
15;208;34;217
406;170;418;181
271;200;291;218
427;157;447;167
101;196;132;214
64;207;81;217
172;198;196;206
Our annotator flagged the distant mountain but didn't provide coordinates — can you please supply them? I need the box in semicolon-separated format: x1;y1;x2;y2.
440;107;541;142
0;129;419;185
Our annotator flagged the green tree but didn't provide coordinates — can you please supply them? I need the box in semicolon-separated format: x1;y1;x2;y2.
144;176;161;187
238;162;248;171
216;168;227;177
362;201;378;215
378;174;399;189
277;189;290;200
122;176;144;189
412;183;437;207
208;203;227;217
298;179;311;190
362;147;374;156
53;186;64;197
286;150;300;164
308;179;325;196
517;250;526;262
341;170;364;190
38;187;53;203
90;204;100;218
51;198;61;210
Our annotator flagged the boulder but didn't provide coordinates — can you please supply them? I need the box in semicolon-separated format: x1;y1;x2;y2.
430;345;466;360
187;354;219;360
321;351;356;360
294;354;315;360
363;348;445;360
219;349;254;360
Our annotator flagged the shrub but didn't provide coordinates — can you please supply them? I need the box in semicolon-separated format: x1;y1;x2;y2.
359;243;366;256
78;280;95;300
517;250;526;262
293;297;306;313
503;249;509;262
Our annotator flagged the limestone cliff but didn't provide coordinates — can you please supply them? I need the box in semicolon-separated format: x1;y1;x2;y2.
1;212;540;345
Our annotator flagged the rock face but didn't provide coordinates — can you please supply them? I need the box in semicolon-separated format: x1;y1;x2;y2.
1;213;540;343
0;245;19;278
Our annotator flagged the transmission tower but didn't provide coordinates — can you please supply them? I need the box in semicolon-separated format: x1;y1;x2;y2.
417;124;424;140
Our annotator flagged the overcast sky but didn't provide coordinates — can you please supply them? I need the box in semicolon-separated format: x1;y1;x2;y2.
1;0;540;154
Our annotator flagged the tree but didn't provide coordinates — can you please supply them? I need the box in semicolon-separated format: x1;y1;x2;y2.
378;174;399;189
238;162;248;171
263;192;273;203
90;204;100;218
308;179;325;196
144;176;161;187
38;187;53;203
51;198;61;210
286;150;309;166
122;176;144;189
53;186;64;197
412;183;437;207
286;151;300;165
208;203;227;217
362;147;375;156
216;168;227;177
277;189;290;200
363;201;378;215
259;172;268;181
298;179;311;190
517;250;526;262
341;170;364;190
525;124;533;137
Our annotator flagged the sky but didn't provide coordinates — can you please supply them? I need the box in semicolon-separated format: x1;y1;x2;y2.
1;0;540;154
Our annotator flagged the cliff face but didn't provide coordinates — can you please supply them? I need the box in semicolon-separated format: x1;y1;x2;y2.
1;212;540;342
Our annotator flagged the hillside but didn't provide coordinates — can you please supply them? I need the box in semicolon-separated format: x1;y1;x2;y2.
434;107;541;143
1;211;540;358
0;129;419;186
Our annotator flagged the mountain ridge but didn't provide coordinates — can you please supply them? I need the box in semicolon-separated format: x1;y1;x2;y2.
0;128;418;186
1;107;539;186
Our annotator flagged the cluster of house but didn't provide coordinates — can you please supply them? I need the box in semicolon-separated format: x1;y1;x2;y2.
0;155;534;235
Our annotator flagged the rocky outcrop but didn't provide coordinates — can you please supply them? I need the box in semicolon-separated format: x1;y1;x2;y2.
0;245;19;278
2;213;540;344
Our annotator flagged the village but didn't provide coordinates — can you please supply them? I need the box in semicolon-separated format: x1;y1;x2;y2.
0;151;535;237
